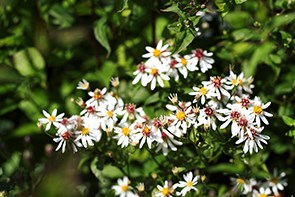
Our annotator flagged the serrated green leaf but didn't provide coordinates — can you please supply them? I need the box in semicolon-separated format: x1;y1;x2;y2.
94;17;111;56
282;116;295;126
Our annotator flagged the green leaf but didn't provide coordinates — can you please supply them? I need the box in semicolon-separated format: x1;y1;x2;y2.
235;0;247;4
208;163;244;174
117;0;128;12
18;100;42;121
144;92;160;105
12;123;41;137
3;152;21;177
13;47;45;77
172;29;195;54
242;42;275;77
282;116;295;127
271;13;295;29
94;17;111;57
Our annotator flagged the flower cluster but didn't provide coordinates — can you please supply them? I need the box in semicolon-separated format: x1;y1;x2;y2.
133;40;214;90
231;169;288;196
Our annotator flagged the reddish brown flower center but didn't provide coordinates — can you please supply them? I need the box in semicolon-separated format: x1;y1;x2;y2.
211;76;221;88
241;98;250;108
161;131;168;139
138;63;146;73
86;106;95;113
61;131;71;140
230;111;241;120
153;119;162;128
126;104;136;114
170;59;177;68
205;107;214;116
194;49;203;59
238;117;248;127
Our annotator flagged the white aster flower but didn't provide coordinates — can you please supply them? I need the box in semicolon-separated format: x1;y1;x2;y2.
156;129;183;156
202;76;231;100
189;85;216;105
112;176;137;197
76;79;90;90
142;40;171;67
86;88;117;107
174;171;199;196
144;64;170;90
174;55;197;79
113;123;140;148
39;109;65;131
268;169;288;195
74;117;102;148
119;103;146;124
53;126;81;153
249;96;273;127
196;101;222;131
97;103;122;132
190;48;214;73
155;180;174;197
167;58;180;81
235;126;270;154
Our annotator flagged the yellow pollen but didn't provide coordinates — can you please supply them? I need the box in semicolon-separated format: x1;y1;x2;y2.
151;68;158;76
176;111;186;120
181;58;187;66
162;188;170;196
153;49;161;57
143;126;150;134
187;181;193;187
199;87;207;95
232;78;238;86
81;83;89;89
271;177;278;184
121;184;128;192
238;79;243;86
106;110;113;117
122;127;130;136
258;194;268;197
253;105;263;114
48;115;55;122
236;178;245;184
81;127;90;135
93;93;102;100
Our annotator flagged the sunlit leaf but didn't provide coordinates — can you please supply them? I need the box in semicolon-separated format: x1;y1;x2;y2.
94;17;111;57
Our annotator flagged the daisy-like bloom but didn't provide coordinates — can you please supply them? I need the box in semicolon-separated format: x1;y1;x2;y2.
174;171;199;196
174;54;197;79
119;103;146;124
155;180;174;197
112;176;137;197
249;96;273;127
253;187;272;197
97;103;122;132
110;77;120;88
234;95;251;109
144;64;170;90
268;169;288;195
53;126;81;153
134;122;154;149
218;104;246;137
132;62;149;86
190;48;214;73
225;71;254;94
39;109;65;131
113;123;141;148
167;102;195;137
189;85;216;105
235;127;270;154
142;40;171;67
74;117;102;148
196;101;223;131
86;88;117;107
202;76;231;100
76;79;90;90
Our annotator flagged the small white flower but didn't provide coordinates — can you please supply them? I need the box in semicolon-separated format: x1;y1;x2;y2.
132;62;149;86
174;171;199;196
53;126;81;153
144;64;170;90
189;85;216;105
202;76;231;100
142;40;171;67
249;96;273;127
155;129;183;156
253;187;272;197
97;103;122;132
39;109;65;131
190;48;214;73
113;123;140;148
174;55;197;79
155;180;174;197
268;169;288;195
196;101;222;131
112;176;137;197
76;79;89;90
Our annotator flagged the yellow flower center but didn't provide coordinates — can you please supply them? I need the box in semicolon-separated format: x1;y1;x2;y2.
232;79;238;86
253;105;263;114
181;58;187;66
81;83;89;89
151;68;158;76
81;127;90;135
176;111;186;121
199;87;207;95
122;127;130;136
48;115;55;122
121;184;128;192
162;188;170;196
106;110;113;117
258;194;268;197
153;49;161;57
143;126;150;135
93;93;102;100
187;181;193;187
236;178;245;184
